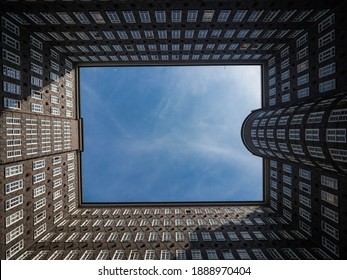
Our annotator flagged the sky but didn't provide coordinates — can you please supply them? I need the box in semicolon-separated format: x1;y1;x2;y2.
80;65;262;203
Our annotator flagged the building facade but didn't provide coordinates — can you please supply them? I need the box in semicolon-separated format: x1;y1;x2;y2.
0;0;346;260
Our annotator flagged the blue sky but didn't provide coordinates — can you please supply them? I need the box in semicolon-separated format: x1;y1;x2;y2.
80;65;262;203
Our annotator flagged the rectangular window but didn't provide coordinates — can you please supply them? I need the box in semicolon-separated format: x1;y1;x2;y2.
321;206;338;223
5;210;23;228
322;221;339;240
33;173;45;184
263;10;280;22
33;185;46;198
3;49;20;65
327;129;346;143
299;169;311;180
297;60;309;73
3;81;21;95
329;148;347;162
233;10;247;22
308;146;325;158
34;223;47;239
218;10;231;22
5;195;23;211
5;164;23;178
289;129;300;140
2;17;20;35
33;159;45;170
155;11;166;23
297;47;308;60
322;236;339;257
319;63;336;78
281;70;290;80
297;87;310;98
299;208;311;222
291;114;304;124
319;79;336;93
297;74;309;86
319;30;335;48
305;129;319;141
5;179;23;194
6;240;24;260
31;103;43;113
299;195;311;208
329;109;347;122
318;14;335;33
319;47;335;63
31;49;43;62
321;190;338;206
34;198;46;211
3;65;20;80
308;112;324;123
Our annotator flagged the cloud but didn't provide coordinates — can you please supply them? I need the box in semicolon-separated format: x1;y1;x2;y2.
81;66;263;202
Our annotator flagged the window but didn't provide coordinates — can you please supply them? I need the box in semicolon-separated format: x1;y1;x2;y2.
305;129;319;141
329;148;347;162
318;30;335;48
5;179;23;194
281;70;290;80
4;97;21;109
106;11;120;23
308;112;324;123
318;14;335;33
296;33;308;47
321;221;339;240
297;60;309;73
308;146;325;158
253;231;267;240
33;185;46;198
218;10;231;22
31;103;43;113
237;249;251;260
248;10;263;22
33;173;45;184
187;10;198;22
3;65;20;79
319;63;336;78
233;10;247;22
319;79;336;93
2;17;20;35
326;129;346;143
321;190;338;206
171;10;182;22
299;169;311;180
291;114;304;125
221;249;234;260
123;11;135;23
299;182;311;194
297;74;309;86
289;129;300;140
297;88;310;98
155;11;166;23
6;240;24;260
297;47;308;60
263;10;280;22
191;249;202;260
299;195;311;208
34;198;46;211
5;164;23;178
34;223;47;239
6;210;23;228
5;195;23;211
3;49;20;65
321;206;338;223
319;47;335;63
322;236;339;257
